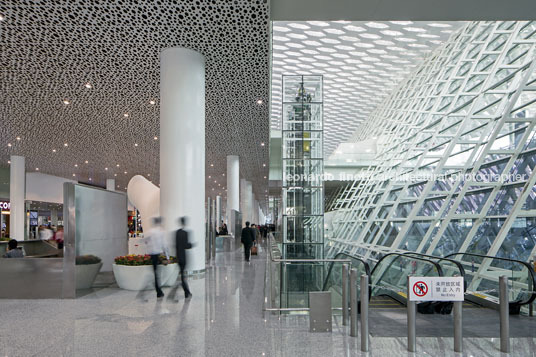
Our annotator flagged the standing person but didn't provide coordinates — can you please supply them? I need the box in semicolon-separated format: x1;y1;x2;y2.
240;221;255;262
175;216;193;299
251;223;261;242
145;217;169;298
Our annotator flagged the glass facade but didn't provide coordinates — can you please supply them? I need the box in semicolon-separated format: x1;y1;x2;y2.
328;21;536;273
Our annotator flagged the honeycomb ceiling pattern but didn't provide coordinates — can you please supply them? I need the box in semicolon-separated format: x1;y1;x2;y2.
0;0;270;205
271;20;466;156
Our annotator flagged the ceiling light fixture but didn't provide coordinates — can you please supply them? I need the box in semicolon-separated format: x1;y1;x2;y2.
149;100;156;105
64;143;68;147
84;160;88;164
154;136;158;140
72;174;76;177
85;82;92;89
35;168;39;171
134;143;138;147
0;14;5;21
261;142;265;146
116;164;120;167
256;99;263;105
52;149;56;153
124;113;129;118
124;171;127;174
7;143;11;147
7;160;10;164
74;164;78;167
105;167;108;171
16;136;20;141
263;163;266;167
63;100;70;105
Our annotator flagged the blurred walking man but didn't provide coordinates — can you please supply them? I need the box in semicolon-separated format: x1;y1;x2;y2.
175;217;193;298
146;217;169;298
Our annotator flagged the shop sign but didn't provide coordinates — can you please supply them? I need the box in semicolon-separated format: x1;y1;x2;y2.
0;201;9;211
408;276;464;302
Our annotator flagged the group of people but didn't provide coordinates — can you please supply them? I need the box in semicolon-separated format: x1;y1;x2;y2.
38;224;64;248
240;221;265;262
145;216;193;299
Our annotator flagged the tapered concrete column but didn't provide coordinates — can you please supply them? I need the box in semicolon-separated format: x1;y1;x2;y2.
106;179;115;191
160;47;205;273
51;209;58;227
10;155;25;241
226;155;239;233
253;199;260;225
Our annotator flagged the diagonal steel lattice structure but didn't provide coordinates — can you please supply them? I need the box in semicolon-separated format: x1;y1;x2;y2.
327;21;536;293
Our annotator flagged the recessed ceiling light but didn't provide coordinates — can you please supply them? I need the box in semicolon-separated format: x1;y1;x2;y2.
16;136;21;141
7;160;10;164
214;180;217;183
222;173;225;176
84;160;88;164
74;164;78;167
7;143;11;147
64;143;68;147
263;163;266;167
134;143;138;147
35;168;39;171
116;164;120;167
72;174;76;177
63;100;70;105
148;174;151;177
256;99;263;105
210;164;214;167
114;174;117;177
124;171;127;174
85;82;92;89
149;100;156;105
208;175;211;178
261;142;265;146
89;178;92;181
105;167;108;171
124;113;129;118
52;149;56;153
264;176;267;179
154;136;158;140
0;14;5;21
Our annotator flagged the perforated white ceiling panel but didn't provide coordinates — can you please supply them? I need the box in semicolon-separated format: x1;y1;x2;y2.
271;20;466;156
0;0;270;203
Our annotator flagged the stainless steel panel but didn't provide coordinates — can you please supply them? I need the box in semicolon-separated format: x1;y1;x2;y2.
62;182;76;298
73;184;128;272
309;291;332;332
0;258;64;298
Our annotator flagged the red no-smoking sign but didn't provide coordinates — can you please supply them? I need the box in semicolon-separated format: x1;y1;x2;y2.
413;281;428;297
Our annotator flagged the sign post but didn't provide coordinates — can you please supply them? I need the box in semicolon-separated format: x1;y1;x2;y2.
407;276;465;353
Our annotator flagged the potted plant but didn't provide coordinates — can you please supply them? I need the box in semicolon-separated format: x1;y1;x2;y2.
112;254;178;291
75;255;102;289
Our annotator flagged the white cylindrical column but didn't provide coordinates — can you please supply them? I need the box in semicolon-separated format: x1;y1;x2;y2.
216;195;222;230
160;47;206;273
246;181;253;224
106;179;115;191
240;178;247;226
10;156;25;241
226;155;239;233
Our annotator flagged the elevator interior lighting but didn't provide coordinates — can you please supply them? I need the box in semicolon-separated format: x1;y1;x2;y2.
85;82;92;89
149;100;156;105
63;99;70;105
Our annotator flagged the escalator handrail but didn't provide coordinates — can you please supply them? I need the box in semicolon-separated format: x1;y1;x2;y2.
321;252;371;292
401;252;467;291
445;252;536;306
370;252;444;278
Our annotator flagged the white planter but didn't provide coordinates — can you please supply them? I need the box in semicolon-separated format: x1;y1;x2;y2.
112;263;178;291
76;262;103;289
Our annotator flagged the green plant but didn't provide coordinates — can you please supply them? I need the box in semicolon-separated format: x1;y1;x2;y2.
75;255;102;265
114;254;176;266
0;237;10;242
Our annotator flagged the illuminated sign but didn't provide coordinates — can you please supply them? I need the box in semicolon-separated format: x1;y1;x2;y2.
0;201;9;212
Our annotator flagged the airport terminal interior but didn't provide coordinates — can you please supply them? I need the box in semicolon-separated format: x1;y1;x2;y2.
2;0;536;356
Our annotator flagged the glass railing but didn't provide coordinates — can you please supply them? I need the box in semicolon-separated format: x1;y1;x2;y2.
403;252;467;283
370;253;443;305
445;252;536;314
322;252;371;310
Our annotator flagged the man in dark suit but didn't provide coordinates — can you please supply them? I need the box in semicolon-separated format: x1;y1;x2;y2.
175;216;193;298
240;221;255;262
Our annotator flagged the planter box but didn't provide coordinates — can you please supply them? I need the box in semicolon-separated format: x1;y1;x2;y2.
76;262;103;289
112;263;178;291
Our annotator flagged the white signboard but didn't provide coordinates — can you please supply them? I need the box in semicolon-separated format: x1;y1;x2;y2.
408;276;464;302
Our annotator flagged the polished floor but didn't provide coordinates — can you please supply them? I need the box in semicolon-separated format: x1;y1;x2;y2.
1;243;536;356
